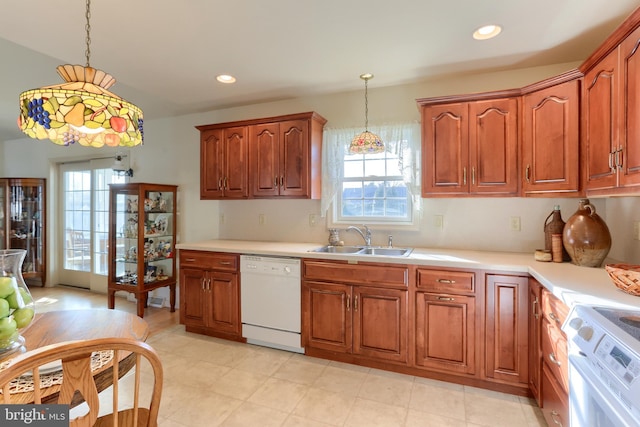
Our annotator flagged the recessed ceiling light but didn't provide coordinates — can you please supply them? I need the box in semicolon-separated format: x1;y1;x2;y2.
473;24;502;40
216;74;236;84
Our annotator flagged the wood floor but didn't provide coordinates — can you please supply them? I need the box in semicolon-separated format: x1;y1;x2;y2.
28;285;180;336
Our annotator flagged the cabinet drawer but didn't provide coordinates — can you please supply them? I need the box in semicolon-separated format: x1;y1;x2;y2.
541;288;569;326
542;318;569;393
416;269;474;294
179;250;238;271
541;363;568;427
303;260;408;288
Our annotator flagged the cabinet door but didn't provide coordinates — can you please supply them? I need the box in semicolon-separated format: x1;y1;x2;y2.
279;120;310;197
485;274;529;384
422;103;468;195
223;126;249;199
584;50;619;191
180;267;207;328
528;279;542;404
200;129;224;199
302;281;352;353
353;286;407;363
415;292;476;375
468;98;519;195
522;80;580;195
208;271;241;336
619;25;640;188
251;123;280;197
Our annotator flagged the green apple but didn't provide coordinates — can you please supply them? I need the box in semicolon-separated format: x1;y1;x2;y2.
0;299;9;318
6;287;32;309
0;276;16;299
12;307;34;329
0;316;17;340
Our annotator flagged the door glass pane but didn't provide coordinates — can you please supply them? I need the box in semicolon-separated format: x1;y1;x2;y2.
64;171;91;271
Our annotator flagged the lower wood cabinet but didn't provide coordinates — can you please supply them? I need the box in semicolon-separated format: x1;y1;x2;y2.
302;260;408;364
415;267;477;376
485;274;529;386
541;362;569;427
179;250;242;340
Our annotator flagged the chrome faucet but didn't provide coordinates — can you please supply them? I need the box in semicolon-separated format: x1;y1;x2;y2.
346;225;372;246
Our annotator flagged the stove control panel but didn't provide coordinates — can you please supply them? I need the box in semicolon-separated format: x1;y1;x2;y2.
595;335;640;386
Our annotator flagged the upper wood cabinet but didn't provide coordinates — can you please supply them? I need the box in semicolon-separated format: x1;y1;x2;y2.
583;22;640;195
521;77;581;196
197;112;326;200
199;126;249;199
419;96;519;196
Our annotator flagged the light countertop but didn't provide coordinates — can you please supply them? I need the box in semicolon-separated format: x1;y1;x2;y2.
176;239;640;310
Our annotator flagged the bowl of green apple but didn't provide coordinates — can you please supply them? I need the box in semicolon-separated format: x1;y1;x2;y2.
0;250;35;356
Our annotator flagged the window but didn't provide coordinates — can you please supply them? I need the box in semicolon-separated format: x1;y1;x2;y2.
322;122;421;226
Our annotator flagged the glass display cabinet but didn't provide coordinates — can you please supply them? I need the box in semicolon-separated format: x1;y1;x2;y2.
108;183;177;318
0;178;46;285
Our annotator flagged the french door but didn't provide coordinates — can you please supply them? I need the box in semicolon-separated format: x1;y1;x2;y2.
59;159;126;289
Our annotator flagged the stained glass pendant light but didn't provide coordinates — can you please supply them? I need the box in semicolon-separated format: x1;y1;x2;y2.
349;73;383;154
17;0;143;147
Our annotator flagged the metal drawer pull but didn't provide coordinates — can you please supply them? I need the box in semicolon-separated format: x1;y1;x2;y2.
346;295;350;311
200;278;206;290
185;258;196;262
549;352;562;366
548;312;560;323
525;164;530;183
274;176;279;188
532;297;539;320
550;410;563;426
437;296;455;301
218;261;232;265
437;279;456;284
354;295;358;311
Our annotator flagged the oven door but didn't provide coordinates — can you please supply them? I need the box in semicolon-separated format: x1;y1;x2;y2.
568;354;639;427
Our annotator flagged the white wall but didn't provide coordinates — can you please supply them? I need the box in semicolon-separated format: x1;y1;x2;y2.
3;59;639;295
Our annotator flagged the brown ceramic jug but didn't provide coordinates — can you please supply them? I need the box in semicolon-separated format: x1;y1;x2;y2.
562;199;611;267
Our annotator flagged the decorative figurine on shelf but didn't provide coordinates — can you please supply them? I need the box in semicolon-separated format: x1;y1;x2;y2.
158;196;167;212
127;197;138;213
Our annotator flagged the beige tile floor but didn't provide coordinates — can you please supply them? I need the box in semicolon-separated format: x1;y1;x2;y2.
30;286;548;426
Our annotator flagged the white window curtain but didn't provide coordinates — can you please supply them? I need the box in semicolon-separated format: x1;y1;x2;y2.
321;122;421;217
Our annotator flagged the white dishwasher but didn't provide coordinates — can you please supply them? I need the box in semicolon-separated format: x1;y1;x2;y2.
240;255;303;353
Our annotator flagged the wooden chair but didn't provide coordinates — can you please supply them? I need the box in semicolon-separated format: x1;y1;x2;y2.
0;337;163;427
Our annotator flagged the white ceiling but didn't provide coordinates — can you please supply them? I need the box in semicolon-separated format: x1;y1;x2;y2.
0;0;638;142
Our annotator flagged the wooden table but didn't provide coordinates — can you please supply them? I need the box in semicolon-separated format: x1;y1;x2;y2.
1;309;149;404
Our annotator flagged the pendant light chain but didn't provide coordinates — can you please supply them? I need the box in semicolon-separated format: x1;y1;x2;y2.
85;0;92;67
364;77;369;132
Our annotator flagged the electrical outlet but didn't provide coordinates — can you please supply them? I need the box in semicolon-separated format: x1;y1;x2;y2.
259;213;266;225
634;221;640;240
510;216;521;231
434;215;444;230
309;214;317;227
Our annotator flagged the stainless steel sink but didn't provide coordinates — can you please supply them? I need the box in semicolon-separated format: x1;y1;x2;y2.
358;247;413;257
309;245;413;257
310;245;364;253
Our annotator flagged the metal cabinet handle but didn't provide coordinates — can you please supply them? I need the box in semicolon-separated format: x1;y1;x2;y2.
548;312;560;323
463;167;467;185
200;277;206;290
437;279;456;284
274;176;278;188
437;296;455;301
617;147;623;169
550;410;563;426
218;177;223;190
346;295;351;311
609;152;615;171
223;177;228;189
207;277;212;291
280;176;284;187
549;352;562;366
354;295;358;311
472;167;476;185
525;164;530;183
532;297;539;320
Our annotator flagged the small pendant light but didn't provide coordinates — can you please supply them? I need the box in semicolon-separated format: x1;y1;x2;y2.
17;0;143;147
350;73;383;154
